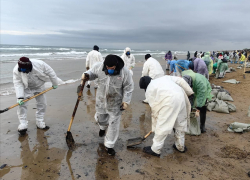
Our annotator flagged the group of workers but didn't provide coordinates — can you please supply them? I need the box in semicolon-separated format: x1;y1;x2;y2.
17;45;246;158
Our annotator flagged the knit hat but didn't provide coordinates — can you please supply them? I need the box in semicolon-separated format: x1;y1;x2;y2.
145;54;151;60
18;57;32;69
139;76;152;90
93;45;99;51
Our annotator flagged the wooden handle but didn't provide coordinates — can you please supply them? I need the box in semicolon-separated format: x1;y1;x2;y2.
243;60;247;77
67;80;86;131
144;131;153;139
9;87;54;110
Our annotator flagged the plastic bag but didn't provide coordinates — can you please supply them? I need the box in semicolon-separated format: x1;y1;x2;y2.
207;100;217;111
211;89;219;98
186;112;201;136
226;102;236;112
213;99;230;114
217;92;234;102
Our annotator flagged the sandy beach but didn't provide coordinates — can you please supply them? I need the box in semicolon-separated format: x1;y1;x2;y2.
1;55;250;180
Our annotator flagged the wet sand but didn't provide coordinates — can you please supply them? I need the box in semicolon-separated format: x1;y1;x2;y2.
1;56;250;180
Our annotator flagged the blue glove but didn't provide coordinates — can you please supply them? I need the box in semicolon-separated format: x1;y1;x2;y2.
18;99;24;105
52;85;58;89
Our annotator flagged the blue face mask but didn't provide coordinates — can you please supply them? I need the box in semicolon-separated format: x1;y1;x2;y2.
20;68;27;73
126;52;130;55
108;69;115;75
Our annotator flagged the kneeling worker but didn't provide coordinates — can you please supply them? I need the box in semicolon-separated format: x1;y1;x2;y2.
81;55;134;156
139;76;194;157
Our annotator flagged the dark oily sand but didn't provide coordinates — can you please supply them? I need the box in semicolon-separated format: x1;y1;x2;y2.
1;56;250;179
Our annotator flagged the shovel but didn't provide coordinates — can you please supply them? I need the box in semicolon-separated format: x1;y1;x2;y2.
66;79;86;150
243;60;247;79
127;131;152;147
0;87;53;114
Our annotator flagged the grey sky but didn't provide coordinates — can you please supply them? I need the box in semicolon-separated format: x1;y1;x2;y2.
1;0;249;50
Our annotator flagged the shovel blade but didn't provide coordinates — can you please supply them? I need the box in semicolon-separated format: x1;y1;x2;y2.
127;137;143;147
66;131;75;150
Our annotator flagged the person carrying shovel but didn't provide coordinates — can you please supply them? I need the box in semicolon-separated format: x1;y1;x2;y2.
81;54;134;156
13;57;58;135
139;75;193;157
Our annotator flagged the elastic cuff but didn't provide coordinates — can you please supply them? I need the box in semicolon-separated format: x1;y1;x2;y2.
104;142;114;148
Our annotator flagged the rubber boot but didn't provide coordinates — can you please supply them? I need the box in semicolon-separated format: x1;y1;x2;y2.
143;146;160;157
200;106;207;133
105;147;115;156
173;144;187;153
18;129;27;136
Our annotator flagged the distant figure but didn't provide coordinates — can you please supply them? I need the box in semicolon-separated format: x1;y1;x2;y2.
194;51;198;58
168;60;177;76
86;45;103;89
174;51;178;60
191;59;209;79
121;47;135;75
165;51;172;70
175;60;190;77
214;58;228;79
142;54;164;103
187;51;190;60
202;52;213;79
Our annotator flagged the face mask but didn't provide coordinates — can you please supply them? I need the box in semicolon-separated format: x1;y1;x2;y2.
126;52;130;56
108;69;115;75
20;68;27;73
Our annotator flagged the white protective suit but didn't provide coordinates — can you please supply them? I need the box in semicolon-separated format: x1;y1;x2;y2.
121;47;135;76
85;62;134;148
146;76;193;154
13;59;58;130
86;50;103;87
142;57;164;79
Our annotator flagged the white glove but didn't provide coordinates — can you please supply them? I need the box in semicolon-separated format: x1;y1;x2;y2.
120;102;128;110
195;110;200;117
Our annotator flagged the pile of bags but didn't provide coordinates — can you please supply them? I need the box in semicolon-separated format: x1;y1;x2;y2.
207;84;236;113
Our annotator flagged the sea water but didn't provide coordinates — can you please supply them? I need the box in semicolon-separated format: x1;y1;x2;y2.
0;44;190;96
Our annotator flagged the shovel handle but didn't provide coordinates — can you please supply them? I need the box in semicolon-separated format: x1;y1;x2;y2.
143;131;153;139
9;87;53;110
67;80;86;132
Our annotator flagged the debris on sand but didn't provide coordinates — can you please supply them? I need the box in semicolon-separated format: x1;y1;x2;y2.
219;146;249;159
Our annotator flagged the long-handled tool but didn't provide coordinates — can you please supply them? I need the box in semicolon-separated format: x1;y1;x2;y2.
127;131;152;147
66;80;86;150
0;87;53;114
243;60;247;79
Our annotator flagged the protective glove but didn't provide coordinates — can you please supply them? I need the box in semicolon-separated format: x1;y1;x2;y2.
120;102;128;111
86;67;90;70
195;110;200;117
52;85;58;89
81;73;89;81
18;99;24;105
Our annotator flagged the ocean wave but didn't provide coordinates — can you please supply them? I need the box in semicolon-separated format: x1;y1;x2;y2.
0;78;80;96
0;47;71;51
0;51;87;57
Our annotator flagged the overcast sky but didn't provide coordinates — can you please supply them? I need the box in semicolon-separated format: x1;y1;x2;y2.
1;0;250;51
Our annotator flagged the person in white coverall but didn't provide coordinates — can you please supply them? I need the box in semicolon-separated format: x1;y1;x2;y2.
121;47;135;75
13;57;58;135
81;54;134;156
139;75;194;157
141;54;164;103
85;45;103;89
